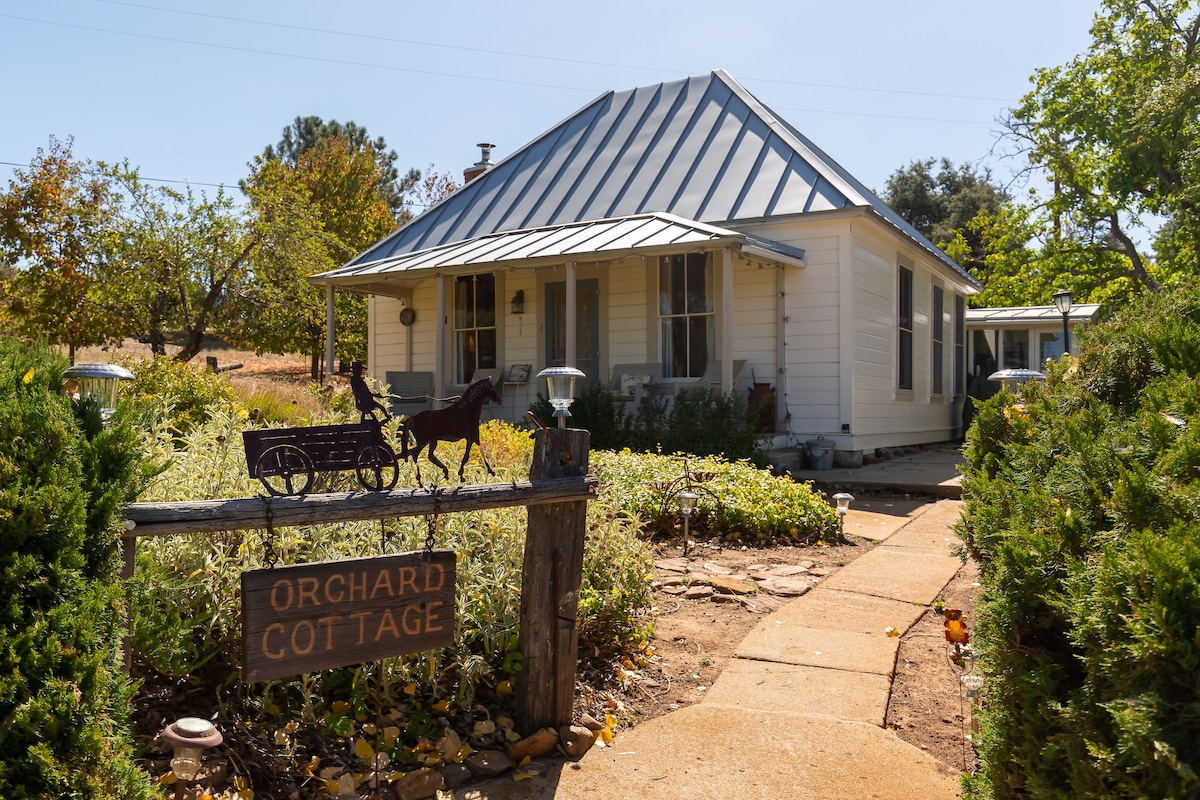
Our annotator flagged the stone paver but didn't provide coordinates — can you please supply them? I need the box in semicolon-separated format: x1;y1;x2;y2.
819;546;962;604
705;658;893;725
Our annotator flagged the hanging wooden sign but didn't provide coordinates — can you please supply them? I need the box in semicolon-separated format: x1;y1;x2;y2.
242;550;456;683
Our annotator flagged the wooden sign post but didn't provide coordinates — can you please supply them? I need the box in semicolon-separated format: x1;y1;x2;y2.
517;428;591;732
241;550;456;683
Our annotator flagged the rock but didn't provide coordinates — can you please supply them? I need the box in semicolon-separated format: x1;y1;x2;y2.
439;763;472;789
710;592;740;603
654;557;690;573
578;713;605;731
657;575;686;587
798;560;815;569
701;561;733;575
683;585;714;599
662;585;689;595
808;566;834;577
558;725;595;758
394;767;444;800
507;727;558;761
465;749;515;777
764;564;810;577
707;575;758;595
758;577;813;597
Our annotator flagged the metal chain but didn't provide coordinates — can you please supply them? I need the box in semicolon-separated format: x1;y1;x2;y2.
260;495;279;568
423;487;442;561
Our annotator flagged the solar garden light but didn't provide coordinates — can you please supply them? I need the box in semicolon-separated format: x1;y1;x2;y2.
62;363;135;422
832;492;854;538
677;491;699;557
536;366;585;429
161;716;222;798
1052;287;1074;355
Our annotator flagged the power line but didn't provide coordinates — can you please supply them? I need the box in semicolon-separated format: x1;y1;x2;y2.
91;0;1017;104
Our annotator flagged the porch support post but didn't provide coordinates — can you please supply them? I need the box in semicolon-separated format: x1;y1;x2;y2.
436;273;447;401
325;286;336;381
720;248;735;392
776;264;788;428
565;261;577;369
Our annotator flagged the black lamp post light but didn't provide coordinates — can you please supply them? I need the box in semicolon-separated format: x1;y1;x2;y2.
1052;288;1074;356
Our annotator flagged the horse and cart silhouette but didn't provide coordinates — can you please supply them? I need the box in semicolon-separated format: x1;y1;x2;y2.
242;376;501;496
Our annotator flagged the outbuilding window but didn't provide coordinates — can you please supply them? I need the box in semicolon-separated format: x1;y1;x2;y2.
931;285;944;396
453;274;497;384
659;253;714;379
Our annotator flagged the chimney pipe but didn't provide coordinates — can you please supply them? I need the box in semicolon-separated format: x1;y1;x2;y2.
463;142;496;184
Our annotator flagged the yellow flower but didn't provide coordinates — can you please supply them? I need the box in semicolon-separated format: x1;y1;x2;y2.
21;368;34;384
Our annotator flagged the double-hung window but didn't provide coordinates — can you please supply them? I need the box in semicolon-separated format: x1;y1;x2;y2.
931;285;944;396
659;253;714;378
898;266;913;390
453;273;497;384
954;295;966;395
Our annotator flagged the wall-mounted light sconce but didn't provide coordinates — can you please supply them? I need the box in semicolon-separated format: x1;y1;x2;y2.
511;289;525;315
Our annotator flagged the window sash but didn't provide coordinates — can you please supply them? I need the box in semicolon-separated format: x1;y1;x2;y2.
898;266;913;390
931;286;944;395
659;253;714;378
453;274;497;384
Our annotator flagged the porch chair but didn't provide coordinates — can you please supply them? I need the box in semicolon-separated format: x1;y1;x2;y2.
385;371;435;416
661;359;748;397
607;363;660;415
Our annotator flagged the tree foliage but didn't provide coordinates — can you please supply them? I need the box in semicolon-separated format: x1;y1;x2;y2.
261;116;419;220
1009;0;1200;290
883;157;1008;248
0;137;122;360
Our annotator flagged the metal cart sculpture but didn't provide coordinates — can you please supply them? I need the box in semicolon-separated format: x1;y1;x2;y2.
243;419;399;496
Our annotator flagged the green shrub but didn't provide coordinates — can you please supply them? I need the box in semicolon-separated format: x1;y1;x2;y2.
960;285;1200;799
0;338;155;799
121;354;242;436
592;450;837;544
530;384;763;460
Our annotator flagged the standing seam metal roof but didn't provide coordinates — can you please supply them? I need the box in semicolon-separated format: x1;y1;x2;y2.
345;70;976;288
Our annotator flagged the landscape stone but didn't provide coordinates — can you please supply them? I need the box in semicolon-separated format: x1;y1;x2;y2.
701;561;733;575
507;727;558;761
708;575;758;594
758;576;813;597
438;763;471;789
710;592;740;603
558;724;596;758
578;712;605;731
464;749;514;777
661;585;689;595
683;585;714;599
765;564;811;577
654;558;690;573
393;767;443;800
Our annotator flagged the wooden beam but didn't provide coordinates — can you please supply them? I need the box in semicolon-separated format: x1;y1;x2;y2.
125;476;597;537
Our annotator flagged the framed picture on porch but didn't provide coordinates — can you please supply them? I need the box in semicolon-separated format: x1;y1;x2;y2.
506;364;532;384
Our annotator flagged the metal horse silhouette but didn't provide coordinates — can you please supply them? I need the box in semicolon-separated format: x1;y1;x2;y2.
401;377;501;486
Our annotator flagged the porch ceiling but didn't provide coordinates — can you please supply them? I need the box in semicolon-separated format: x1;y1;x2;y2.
310;212;806;295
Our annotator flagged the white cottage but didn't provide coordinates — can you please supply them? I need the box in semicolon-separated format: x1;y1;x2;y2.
311;70;981;455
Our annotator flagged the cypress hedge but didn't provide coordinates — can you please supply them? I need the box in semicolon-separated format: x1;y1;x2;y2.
960;287;1200;798
0;339;154;799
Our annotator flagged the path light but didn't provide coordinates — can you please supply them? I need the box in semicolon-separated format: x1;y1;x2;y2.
536;366;585;429
62;363;135;421
1052;288;1074;355
677;491;699;557
161;716;222;798
987;368;1046;394
832;492;853;539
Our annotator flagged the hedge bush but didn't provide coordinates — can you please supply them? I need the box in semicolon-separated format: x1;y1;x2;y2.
0;338;154;799
959;286;1200;799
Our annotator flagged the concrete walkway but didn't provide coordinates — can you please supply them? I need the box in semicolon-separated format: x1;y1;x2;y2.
463;498;967;800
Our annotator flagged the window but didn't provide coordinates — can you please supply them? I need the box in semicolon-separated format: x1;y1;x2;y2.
453;274;497;384
954;295;966;395
659;253;714;378
898;266;913;390
1002;329;1029;370
931;285;944;396
1040;332;1064;364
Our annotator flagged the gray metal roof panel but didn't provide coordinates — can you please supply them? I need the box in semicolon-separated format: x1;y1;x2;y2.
345;70;972;287
967;304;1102;324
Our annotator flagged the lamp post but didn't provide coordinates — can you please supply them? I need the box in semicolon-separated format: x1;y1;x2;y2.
536;366;584;429
831;492;854;539
677;491;698;557
1052;288;1074;356
62;363;135;422
161;716;222;799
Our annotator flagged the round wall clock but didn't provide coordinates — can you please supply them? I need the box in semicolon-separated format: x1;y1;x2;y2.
399;308;417;326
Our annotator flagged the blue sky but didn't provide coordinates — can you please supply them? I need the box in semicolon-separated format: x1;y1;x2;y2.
2;0;1102;205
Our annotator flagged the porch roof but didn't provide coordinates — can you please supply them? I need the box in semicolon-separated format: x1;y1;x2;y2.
967;303;1103;326
310;211;807;296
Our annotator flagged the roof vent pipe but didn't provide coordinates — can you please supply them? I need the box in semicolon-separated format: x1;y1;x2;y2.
463;142;497;184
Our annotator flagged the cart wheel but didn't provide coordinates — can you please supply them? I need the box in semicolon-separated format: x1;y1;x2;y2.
257;444;315;496
356;444;399;491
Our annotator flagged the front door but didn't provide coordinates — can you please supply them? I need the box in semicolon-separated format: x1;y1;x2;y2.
545;280;600;381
